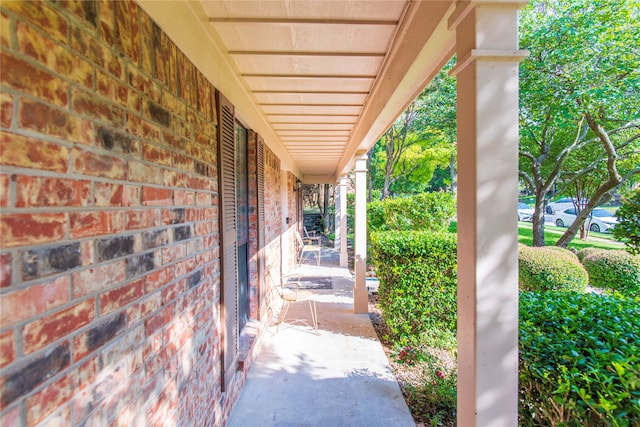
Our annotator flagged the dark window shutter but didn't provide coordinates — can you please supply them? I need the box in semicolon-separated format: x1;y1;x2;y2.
257;137;266;315
217;90;238;390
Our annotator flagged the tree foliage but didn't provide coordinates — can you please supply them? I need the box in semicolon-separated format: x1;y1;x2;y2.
518;0;640;247
612;188;640;255
369;59;457;198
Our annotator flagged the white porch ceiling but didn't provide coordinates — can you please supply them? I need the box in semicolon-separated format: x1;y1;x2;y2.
138;0;456;183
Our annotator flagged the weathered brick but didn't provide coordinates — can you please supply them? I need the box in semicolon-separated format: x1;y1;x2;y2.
96;69;128;106
173;189;194;206
0;52;68;106
96;126;137;155
72;88;124;127
114;0;140;64
128;161;163;184
124;209;159;230
126;114;161;142
16;175;92;208
72;147;126;180
0;12;9;48
123;185;140;207
146;101;171;127
16;21;93;89
63;0;98;28
73;356;99;391
0;132;69;173
173;225;191;242
142;186;172;206
18;98;93;145
0;252;11;288
142;142;171;166
72;260;126;297
0;405;19;427
96;235;134;262
0;330;14;369
141;230;167;251
128;292;162;323
144;266;175;293
22;243;81;280
195;192;212;206
73;313;127;360
26;374;72;426
0;213;67;248
70;210;124;238
22;298;95;354
1;276;70;325
1;342;70;407
94;182;124;207
1;1;68;44
163;169;188;188
100;279;143;315
125;252;155;278
0;92;13;128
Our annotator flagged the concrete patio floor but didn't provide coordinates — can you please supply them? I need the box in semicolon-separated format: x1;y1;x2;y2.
226;248;415;427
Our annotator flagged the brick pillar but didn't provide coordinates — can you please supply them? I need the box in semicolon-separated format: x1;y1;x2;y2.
449;1;529;425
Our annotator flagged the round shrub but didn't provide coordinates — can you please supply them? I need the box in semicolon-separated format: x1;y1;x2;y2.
518;245;588;292
576;247;604;262
582;250;640;297
545;245;579;260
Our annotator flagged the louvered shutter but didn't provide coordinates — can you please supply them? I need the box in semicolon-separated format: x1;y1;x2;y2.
257;137;266;315
217;91;238;390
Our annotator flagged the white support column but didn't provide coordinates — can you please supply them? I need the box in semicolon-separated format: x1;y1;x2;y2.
449;2;528;426
353;155;368;313
337;176;348;268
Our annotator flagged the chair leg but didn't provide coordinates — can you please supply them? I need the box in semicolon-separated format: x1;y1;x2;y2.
307;299;318;334
276;301;290;334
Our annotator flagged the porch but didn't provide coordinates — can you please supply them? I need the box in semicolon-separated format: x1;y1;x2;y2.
228;249;415;427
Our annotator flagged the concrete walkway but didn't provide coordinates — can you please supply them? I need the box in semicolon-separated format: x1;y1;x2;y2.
227;248;415;427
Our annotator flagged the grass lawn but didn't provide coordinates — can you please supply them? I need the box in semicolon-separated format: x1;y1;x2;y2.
517;222;624;250
449;221;624;250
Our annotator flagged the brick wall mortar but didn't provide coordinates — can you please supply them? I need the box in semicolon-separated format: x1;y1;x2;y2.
0;0;289;424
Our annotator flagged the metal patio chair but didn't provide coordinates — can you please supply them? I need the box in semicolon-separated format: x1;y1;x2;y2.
268;269;318;334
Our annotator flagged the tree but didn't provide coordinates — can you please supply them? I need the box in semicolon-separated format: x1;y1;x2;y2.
612;188;640;255
518;0;640;247
369;60;456;199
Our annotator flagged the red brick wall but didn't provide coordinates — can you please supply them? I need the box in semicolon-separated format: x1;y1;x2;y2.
0;1;282;426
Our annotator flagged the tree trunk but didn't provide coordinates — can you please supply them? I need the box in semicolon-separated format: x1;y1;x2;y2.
531;191;547;247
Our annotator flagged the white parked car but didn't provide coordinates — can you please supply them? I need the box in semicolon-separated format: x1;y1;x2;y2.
518;202;535;222
545;197;587;214
553;207;618;233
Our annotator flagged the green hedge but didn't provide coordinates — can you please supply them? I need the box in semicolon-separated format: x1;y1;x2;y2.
370;231;457;348
520;292;640;426
518;245;588;292
368;192;455;233
582;250;640;297
577;247;604;262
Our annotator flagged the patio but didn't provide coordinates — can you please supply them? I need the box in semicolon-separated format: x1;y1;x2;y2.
227;249;415;427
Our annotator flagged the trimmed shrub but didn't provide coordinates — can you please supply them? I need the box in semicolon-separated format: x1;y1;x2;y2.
577;247;604;262
370;231;457;348
582;250;640;297
368;192;455;233
545;245;579;260
520;292;640;426
518;245;588;292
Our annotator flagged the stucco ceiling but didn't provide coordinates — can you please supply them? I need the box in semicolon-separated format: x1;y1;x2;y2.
138;0;456;183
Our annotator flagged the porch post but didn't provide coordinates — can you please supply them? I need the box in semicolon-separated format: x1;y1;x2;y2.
449;1;528;426
353;154;368;313
336;176;349;268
